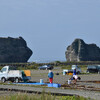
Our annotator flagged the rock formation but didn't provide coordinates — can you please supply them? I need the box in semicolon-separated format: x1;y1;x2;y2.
65;39;100;61
0;37;32;63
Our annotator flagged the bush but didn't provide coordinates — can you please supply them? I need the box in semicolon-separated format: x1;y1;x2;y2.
26;64;38;69
17;63;39;70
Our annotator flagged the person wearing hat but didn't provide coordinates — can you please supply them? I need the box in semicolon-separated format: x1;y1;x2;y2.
48;70;54;83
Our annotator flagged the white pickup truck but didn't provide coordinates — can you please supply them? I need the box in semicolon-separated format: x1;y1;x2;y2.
0;66;31;83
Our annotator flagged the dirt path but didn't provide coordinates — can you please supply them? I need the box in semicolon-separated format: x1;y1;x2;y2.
0;84;100;100
0;70;100;100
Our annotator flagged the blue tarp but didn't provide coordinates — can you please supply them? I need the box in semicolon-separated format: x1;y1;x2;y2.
13;82;47;85
48;83;61;88
12;82;61;88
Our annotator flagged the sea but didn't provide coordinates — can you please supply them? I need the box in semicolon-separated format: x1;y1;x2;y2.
29;59;66;63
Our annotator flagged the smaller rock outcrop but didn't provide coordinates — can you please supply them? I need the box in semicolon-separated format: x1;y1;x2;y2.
0;37;33;63
65;39;100;61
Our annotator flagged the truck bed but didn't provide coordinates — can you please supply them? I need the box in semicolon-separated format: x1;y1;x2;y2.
8;70;22;77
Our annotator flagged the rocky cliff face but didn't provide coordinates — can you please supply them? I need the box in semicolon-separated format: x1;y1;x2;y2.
65;39;100;61
0;37;32;63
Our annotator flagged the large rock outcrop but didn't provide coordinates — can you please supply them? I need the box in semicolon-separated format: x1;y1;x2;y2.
0;37;32;63
65;39;100;61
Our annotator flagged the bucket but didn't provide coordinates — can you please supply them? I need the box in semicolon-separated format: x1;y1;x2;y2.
40;79;43;83
68;79;71;84
63;71;66;75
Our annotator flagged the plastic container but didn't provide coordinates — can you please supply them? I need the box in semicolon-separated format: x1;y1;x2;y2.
24;70;31;76
63;71;66;75
68;73;73;75
68;79;71;84
40;79;43;83
48;83;61;88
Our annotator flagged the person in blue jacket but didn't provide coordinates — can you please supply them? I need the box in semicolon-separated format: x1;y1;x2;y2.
73;68;76;75
48;70;54;83
73;68;78;84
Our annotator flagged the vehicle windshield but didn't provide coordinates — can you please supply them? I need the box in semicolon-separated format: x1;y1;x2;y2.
44;65;47;67
88;66;97;69
41;65;47;68
1;68;7;72
42;65;51;67
97;66;100;69
72;65;77;69
47;65;51;67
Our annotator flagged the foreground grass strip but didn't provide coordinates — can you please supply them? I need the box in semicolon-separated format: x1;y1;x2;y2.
0;91;93;100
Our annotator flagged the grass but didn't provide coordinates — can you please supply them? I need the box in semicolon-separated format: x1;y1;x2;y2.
78;65;87;73
60;65;71;70
0;91;93;100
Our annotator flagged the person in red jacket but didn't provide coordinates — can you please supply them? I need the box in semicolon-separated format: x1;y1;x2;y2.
48;70;54;83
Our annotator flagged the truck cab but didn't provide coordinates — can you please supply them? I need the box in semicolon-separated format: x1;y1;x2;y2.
0;66;8;82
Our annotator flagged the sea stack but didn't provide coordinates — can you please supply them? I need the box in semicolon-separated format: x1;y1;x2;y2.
0;36;33;63
65;39;100;61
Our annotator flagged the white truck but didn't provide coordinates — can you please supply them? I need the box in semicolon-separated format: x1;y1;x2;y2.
0;66;31;83
71;65;81;74
63;65;81;75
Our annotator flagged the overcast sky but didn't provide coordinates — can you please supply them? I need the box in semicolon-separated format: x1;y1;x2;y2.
0;0;100;62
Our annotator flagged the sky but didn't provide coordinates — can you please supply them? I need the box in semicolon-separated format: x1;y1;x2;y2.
0;0;100;62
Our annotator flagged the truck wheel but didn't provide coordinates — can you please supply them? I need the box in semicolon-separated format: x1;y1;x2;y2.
1;77;6;83
98;71;100;74
15;78;19;83
11;80;14;83
86;70;89;73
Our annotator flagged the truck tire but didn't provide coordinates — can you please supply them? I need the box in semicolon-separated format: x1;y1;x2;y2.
15;78;19;83
11;80;14;83
86;70;89;73
98;70;100;74
1;77;6;83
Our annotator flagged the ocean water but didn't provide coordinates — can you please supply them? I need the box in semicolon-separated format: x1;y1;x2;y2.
30;59;66;63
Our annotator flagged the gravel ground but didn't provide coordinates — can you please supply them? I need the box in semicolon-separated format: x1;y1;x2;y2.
0;69;100;100
0;91;16;96
30;70;100;88
30;69;100;100
0;84;100;100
